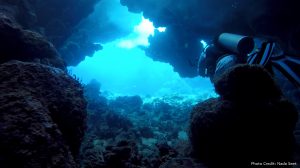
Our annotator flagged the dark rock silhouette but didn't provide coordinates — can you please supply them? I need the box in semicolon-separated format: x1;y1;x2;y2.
121;0;300;77
146;26;201;77
0;0;100;46
0;16;66;70
0;2;93;167
189;65;298;167
60;39;102;66
0;61;87;168
0;0;101;66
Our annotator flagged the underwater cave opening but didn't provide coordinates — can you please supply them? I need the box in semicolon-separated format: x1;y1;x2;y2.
67;0;215;100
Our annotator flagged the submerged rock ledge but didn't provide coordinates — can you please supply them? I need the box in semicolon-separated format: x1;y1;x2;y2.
0;61;87;168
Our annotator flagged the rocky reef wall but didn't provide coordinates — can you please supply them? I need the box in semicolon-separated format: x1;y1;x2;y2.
0;61;87;168
0;0;102;66
0;5;89;167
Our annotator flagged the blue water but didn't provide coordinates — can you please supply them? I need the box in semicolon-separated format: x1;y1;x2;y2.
68;0;215;97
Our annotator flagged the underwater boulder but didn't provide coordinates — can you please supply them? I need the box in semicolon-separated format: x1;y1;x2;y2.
189;65;298;167
0;61;87;168
0;16;66;70
213;64;282;101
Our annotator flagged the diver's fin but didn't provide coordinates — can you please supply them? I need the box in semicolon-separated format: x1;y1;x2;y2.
247;42;275;66
271;55;300;87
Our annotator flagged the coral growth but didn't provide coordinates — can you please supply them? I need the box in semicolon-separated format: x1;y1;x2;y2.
80;80;200;167
0;61;87;168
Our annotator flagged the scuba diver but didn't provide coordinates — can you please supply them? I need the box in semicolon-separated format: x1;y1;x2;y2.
198;33;300;87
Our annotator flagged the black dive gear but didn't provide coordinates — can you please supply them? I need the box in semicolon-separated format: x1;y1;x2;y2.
198;33;300;87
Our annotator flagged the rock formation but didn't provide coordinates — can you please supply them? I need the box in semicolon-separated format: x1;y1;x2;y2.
0;61;87;168
0;16;65;70
0;3;90;167
121;0;300;77
0;0;101;66
189;65;298;167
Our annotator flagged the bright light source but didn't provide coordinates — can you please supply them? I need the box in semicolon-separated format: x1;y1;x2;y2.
201;40;208;48
157;27;166;32
134;17;155;36
117;17;167;49
117;17;155;49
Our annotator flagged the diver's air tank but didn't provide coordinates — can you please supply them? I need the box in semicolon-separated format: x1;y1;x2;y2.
218;33;255;55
